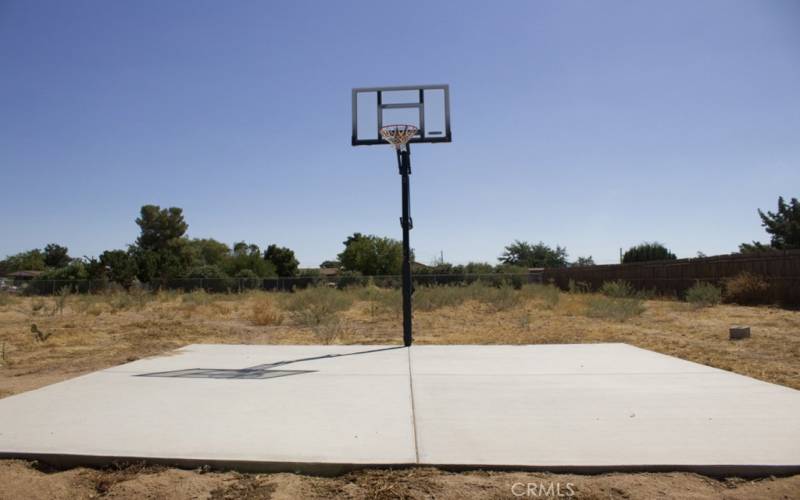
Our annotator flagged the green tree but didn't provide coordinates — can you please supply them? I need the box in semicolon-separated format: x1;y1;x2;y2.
499;241;568;268
100;250;139;287
136;205;189;251
40;261;88;280
415;262;455;275
338;233;405;275
83;256;107;281
133;205;192;283
622;242;677;263
185;264;234;292
738;241;772;253
463;262;494;274
320;260;341;269
43;243;71;268
224;241;276;277
187;238;230;267
740;196;800;252
0;249;46;274
572;256;595;267
264;244;299;277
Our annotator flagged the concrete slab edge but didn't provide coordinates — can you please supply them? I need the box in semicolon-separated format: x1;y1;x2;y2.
0;452;416;476
428;463;800;479
3;452;799;479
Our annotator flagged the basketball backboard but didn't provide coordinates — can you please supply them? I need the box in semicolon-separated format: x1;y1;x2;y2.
351;84;451;146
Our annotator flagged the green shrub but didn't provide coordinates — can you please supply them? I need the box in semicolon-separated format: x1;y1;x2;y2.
374;288;401;318
235;269;261;290
685;281;722;307
282;286;353;326
465;282;521;311
358;285;381;318
622;242;677;263
185;265;234;293
600;280;635;298
463;262;495;275
585;296;645;322
493;264;528;289
487;284;521;311
345;284;400;318
567;279;591;294
336;270;365;289
412;282;523;312
414;285;471;311
724;272;770;305
27;261;89;295
355;285;401;318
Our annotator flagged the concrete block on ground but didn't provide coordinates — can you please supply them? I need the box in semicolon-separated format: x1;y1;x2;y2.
730;326;751;340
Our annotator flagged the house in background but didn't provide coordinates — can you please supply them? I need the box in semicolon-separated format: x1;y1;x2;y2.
0;270;43;292
7;270;43;283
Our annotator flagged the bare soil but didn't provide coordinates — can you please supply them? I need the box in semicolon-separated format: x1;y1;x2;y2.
1;289;799;499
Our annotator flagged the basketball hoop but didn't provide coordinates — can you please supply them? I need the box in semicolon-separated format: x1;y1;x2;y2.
353;85;452;348
380;124;418;151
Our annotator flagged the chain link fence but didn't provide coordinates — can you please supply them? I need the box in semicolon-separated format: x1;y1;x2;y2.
4;272;543;296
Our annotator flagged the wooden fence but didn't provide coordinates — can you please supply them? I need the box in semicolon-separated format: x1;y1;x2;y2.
542;250;800;305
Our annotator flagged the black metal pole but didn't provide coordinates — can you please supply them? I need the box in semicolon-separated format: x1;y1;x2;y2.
398;147;413;347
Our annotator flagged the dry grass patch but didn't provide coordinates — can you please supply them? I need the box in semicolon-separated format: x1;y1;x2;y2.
250;296;283;326
724;271;770;305
0;287;798;395
281;286;353;326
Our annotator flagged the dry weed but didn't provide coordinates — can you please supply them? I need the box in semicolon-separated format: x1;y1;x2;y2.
250;297;283;326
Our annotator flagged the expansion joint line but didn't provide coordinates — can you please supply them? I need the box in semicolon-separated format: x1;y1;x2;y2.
407;346;420;464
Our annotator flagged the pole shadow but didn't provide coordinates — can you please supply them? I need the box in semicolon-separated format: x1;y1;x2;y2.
136;345;405;380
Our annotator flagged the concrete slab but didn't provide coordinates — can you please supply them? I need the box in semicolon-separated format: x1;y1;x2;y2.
410;344;800;475
0;343;798;476
0;345;416;472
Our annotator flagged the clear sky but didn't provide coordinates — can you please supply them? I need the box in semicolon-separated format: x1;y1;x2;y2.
1;0;798;267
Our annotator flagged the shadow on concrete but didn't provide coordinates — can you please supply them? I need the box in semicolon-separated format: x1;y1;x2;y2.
136;345;404;380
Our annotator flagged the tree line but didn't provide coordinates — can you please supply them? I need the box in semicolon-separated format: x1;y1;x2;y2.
0;205;592;288
1;196;796;288
0;206;300;288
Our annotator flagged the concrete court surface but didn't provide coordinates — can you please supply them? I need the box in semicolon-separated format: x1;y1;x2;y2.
0;343;799;476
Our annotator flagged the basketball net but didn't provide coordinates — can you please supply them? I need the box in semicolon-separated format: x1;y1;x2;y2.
379;124;418;152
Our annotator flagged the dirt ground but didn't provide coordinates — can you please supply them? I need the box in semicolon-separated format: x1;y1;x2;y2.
2;460;800;500
1;288;799;499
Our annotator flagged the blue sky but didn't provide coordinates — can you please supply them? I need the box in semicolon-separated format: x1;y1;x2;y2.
1;0;798;267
